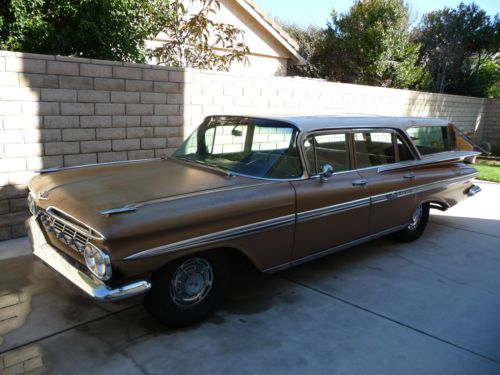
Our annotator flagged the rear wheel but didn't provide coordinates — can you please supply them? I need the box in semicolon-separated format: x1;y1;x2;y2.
392;203;430;243
145;253;227;327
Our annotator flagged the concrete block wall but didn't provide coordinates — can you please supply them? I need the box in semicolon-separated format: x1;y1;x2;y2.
0;50;498;240
478;99;500;153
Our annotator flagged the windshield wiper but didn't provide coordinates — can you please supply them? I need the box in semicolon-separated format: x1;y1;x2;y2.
174;156;233;177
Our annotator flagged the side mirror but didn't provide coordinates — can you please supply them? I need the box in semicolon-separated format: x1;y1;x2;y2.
319;164;333;182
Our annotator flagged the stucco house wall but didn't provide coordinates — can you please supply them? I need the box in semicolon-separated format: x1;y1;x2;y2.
147;0;303;76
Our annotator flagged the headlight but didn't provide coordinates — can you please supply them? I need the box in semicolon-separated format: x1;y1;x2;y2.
84;244;112;281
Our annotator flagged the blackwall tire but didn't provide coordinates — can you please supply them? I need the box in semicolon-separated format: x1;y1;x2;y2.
392;203;430;243
145;253;227;327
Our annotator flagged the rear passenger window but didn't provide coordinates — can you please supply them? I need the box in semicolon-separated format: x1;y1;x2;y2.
407;126;455;155
305;133;350;174
354;131;395;168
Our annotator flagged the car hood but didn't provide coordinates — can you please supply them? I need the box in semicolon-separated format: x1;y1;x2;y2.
29;158;261;236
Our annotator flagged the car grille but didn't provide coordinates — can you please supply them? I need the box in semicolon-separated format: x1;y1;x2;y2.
38;208;103;255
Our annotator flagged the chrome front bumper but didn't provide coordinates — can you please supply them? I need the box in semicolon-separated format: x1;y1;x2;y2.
26;217;151;302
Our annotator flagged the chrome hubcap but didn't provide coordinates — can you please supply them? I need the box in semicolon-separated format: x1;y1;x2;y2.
408;205;423;230
170;258;213;307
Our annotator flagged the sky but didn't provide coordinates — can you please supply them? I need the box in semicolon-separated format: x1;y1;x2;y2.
257;0;499;27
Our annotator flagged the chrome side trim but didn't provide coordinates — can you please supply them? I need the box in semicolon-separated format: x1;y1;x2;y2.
370;172;479;205
377;151;481;173
263;224;408;273
297;197;370;223
37;158;160;174
126;172;477;261
100;181;277;215
296;172;478;222
26;217;151;301
125;214;296;260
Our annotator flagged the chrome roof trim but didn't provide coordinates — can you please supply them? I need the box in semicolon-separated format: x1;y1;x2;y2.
207;115;451;134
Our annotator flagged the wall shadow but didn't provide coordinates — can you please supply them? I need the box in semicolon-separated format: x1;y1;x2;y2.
0;52;188;242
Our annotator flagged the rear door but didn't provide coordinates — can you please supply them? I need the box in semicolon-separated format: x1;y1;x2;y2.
291;131;370;261
354;130;418;234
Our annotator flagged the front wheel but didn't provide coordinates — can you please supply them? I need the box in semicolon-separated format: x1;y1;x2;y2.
145;253;227;327
392;203;430;243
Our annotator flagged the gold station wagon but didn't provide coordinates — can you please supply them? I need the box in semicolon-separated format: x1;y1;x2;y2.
26;115;482;326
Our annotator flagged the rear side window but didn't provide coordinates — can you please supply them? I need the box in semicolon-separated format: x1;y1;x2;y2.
305;133;350;174
406;126;455;155
354;131;395;168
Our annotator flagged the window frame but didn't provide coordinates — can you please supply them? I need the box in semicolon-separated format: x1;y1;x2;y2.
302;130;354;176
178;116;307;181
352;128;418;171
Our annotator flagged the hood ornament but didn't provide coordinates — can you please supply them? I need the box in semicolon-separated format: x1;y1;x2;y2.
39;191;49;200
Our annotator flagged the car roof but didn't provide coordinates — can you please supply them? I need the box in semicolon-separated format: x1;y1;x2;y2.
213;115;450;133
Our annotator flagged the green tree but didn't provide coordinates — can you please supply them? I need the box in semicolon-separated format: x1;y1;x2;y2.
151;0;249;71
280;22;322;78
0;0;169;62
412;3;499;97
312;0;429;89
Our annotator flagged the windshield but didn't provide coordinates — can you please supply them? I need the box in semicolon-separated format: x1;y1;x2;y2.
173;117;303;179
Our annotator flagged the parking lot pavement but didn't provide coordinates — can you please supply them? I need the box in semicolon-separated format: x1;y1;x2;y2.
0;182;499;375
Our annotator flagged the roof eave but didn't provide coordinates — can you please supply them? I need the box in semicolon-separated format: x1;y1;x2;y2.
236;0;307;65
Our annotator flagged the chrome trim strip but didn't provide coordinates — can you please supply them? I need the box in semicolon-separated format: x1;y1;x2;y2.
100;206;138;215
297;197;370;223
377;151;481;173
37;158;160;174
293;223;408;266
223;171;306;182
263;224;408;273
125;214;296;260
127;172;477;261
26;217;150;301
100;181;277;215
370;172;479;205
296;172;478;222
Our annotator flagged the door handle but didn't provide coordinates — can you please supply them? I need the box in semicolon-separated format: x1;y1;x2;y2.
403;172;416;179
352;179;367;186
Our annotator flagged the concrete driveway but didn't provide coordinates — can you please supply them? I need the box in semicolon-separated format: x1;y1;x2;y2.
1;181;499;375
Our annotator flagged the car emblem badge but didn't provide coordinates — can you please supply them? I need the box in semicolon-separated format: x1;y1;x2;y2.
39;191;49;200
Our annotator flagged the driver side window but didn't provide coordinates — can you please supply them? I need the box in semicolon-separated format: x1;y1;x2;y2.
305;133;350;174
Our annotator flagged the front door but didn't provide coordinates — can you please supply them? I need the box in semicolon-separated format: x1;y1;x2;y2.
291;132;370;261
